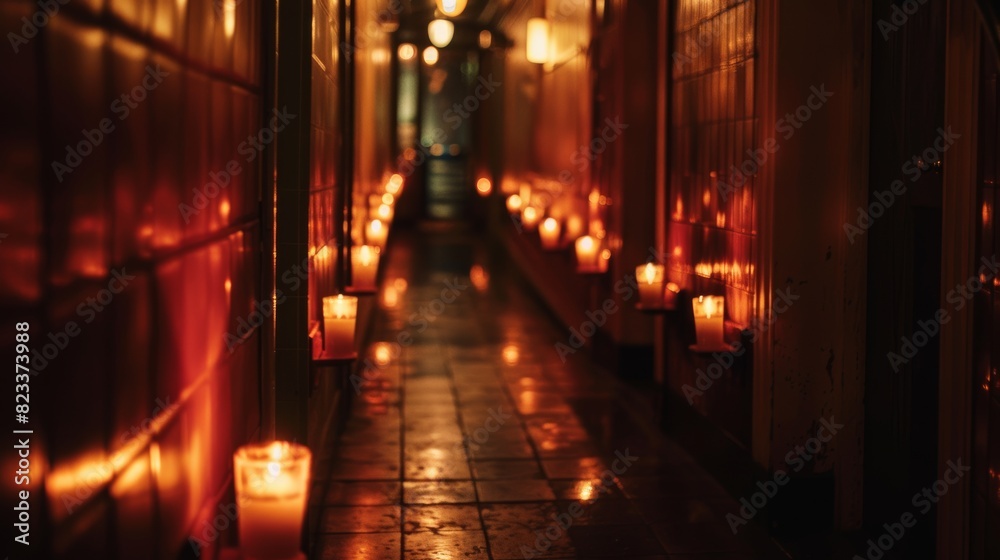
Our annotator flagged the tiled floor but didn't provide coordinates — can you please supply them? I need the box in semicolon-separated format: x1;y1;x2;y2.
313;227;790;559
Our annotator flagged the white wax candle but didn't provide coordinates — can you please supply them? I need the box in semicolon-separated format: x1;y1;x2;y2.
366;219;388;248
351;245;380;290
235;442;311;560
539;217;561;250
693;295;725;348
575;235;600;273
636;263;665;307
323;295;357;358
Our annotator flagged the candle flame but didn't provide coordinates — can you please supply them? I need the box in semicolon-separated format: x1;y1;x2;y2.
643;263;656;284
507;194;523;212
382;193;395;205
360;245;373;266
377;204;392;219
666;282;679;293
476;177;492;195
542;217;558;232
579;236;594;251
370;219;383;233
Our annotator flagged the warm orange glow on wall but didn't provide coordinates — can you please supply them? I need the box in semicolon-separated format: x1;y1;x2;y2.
502;344;520;365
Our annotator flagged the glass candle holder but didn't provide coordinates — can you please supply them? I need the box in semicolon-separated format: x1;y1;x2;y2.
322;294;358;359
692;295;725;348
234;441;311;560
539;217;561;250
351;245;380;290
366;219;388;248
575;236;606;273
636;263;665;307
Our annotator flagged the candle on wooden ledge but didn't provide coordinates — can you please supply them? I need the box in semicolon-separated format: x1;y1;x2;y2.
693;295;725;349
234;441;311;560
636;263;665;308
539;217;561;250
366;219;388;248
575;235;607;273
506;194;523;213
322;294;357;359
476;177;492;196
351;245;380;290
664;282;680;308
521;206;541;230
376;203;394;222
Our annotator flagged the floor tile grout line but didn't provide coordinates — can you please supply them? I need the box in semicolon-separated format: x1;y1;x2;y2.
442;329;497;560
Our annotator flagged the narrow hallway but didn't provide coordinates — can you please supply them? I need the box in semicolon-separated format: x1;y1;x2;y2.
315;228;787;559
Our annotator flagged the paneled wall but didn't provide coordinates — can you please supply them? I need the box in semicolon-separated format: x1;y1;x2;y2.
0;0;265;557
664;0;757;444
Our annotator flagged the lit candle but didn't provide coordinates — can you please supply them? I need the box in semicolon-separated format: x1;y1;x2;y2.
377;203;394;222
506;194;523;213
636;263;665;308
664;282;680;308
322;294;357;359
521;206;540;230
366;219;388;248
575;235;601;273
693;295;725;348
234;441;311;560
351;245;380;290
476;177;492;196
539;217;561;250
386;173;403;194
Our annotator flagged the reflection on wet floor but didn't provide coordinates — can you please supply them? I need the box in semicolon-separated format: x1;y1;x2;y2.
314;228;789;559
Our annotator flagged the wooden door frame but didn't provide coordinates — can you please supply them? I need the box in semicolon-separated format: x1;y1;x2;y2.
937;0;982;557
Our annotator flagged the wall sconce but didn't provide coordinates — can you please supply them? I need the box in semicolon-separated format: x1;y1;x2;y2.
436;0;467;16
428;19;454;48
322;295;358;360
233;442;311;560
539;217;561;250
692;295;726;350
422;46;439;65
526;17;550;64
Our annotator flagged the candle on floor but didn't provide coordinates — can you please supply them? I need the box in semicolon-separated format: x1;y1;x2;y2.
234;441;311;560
539;217;561;250
366;219;388;248
322;294;357;358
636;263;665;307
575;235;601;273
351;245;380;290
693;295;725;348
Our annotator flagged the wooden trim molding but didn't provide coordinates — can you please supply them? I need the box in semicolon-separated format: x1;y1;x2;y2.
751;0;777;471
937;0;981;556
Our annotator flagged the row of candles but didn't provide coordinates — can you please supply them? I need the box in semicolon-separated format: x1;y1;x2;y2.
231;175;408;559
497;178;728;351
